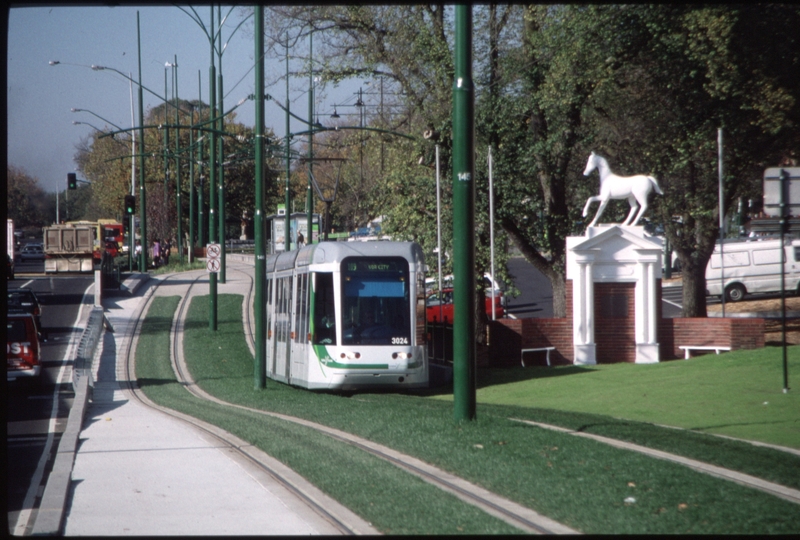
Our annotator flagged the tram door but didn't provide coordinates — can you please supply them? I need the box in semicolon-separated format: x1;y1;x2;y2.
291;272;310;383
273;274;292;381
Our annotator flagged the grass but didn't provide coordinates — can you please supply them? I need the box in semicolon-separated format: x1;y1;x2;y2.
137;293;800;534
459;351;800;449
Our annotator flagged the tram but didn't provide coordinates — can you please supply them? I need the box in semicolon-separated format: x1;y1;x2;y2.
265;241;429;390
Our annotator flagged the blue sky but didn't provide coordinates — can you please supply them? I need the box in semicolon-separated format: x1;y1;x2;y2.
7;5;363;193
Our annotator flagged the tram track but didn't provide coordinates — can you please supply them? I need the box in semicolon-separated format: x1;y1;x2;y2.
159;265;577;535
120;270;375;536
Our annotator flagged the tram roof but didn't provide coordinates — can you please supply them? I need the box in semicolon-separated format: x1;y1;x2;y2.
268;241;424;271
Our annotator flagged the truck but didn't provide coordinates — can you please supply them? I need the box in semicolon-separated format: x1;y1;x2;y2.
705;237;800;302
65;220;124;261
43;224;96;273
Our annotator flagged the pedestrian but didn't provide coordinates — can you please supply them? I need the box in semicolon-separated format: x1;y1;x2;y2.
161;239;171;266
152;239;161;268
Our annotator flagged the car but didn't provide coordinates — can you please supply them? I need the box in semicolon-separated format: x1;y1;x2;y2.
7;253;14;280
8;288;45;340
105;240;121;258
7;312;42;382
425;287;504;324
19;243;45;261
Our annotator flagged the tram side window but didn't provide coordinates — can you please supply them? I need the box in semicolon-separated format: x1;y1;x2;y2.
294;273;309;343
313;272;336;345
276;277;292;342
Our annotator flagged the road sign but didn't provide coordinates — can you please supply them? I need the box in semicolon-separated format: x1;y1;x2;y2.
207;243;221;259
206;258;221;273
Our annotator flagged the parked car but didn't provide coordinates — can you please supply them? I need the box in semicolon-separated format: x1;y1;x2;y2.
7;253;14;280
7;312;41;382
19;243;45;261
425;287;504;324
8;288;45;340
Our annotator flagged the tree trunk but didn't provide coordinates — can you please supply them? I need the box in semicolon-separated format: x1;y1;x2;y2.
501;216;568;318
678;253;708;317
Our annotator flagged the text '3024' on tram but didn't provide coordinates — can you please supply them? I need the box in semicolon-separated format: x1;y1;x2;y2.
265;241;428;390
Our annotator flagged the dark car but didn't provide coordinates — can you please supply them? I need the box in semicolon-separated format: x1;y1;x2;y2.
7;312;41;382
7;253;14;280
8;288;46;340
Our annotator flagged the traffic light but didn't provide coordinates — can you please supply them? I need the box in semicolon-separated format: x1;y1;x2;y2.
67;173;77;190
124;195;136;216
123;219;130;235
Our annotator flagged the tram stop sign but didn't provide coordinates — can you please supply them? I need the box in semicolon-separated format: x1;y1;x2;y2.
206;243;221;273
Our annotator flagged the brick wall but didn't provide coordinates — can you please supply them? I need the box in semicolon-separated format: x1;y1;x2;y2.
490;278;765;365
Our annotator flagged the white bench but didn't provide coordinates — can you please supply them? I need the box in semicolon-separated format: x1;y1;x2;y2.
521;347;556;367
679;345;731;359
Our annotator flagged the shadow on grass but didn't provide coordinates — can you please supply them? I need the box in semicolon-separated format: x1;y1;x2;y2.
476;365;599;388
136;377;182;388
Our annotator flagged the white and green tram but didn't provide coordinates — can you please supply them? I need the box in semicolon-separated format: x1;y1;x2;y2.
265;241;429;390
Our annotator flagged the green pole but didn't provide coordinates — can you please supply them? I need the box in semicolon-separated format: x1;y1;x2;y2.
307;31;313;245
137;11;148;272
189;100;195;264
208;6;218;331
174;55;183;264
285;33;291;251
254;5;267;389
197;70;205;248
452;4;476;422
217;7;227;283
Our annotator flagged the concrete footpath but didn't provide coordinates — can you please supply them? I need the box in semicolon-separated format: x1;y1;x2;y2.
61;263;373;535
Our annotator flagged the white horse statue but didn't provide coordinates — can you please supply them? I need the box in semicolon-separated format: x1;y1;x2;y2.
582;152;663;228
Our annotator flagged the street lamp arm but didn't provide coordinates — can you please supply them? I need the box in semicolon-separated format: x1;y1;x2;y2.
91;64;184;115
263;93;320;127
292;124;419;142
71;108;124;132
176;5;212;41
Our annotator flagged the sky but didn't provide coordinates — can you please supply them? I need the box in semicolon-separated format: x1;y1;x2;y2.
7;5;365;193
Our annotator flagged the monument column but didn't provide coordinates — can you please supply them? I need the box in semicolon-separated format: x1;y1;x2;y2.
573;250;597;365
634;249;661;363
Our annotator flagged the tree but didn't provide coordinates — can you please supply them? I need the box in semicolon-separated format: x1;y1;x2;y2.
582;5;800;316
7;165;49;228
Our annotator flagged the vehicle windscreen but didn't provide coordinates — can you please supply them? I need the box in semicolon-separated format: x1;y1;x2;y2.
7;319;28;342
341;257;411;345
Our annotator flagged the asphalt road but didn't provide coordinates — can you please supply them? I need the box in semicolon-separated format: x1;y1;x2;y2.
6;261;93;536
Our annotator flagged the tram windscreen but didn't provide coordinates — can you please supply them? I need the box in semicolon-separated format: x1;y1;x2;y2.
341;257;411;345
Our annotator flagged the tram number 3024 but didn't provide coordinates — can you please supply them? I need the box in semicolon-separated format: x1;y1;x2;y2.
391;337;409;345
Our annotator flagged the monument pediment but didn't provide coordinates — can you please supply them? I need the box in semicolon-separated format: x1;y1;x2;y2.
567;226;663;281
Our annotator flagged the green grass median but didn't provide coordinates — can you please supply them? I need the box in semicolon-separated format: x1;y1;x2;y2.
137;293;800;534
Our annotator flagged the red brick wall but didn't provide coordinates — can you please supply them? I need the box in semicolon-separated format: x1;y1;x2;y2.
490;277;765;365
660;317;764;358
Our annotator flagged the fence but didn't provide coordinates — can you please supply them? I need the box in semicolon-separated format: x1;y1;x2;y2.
427;320;453;365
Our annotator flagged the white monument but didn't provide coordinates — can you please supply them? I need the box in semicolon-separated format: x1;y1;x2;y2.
567;226;663;364
568;152;664;365
582;152;663;228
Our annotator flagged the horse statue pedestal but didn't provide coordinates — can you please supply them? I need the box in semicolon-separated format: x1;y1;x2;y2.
567;225;662;365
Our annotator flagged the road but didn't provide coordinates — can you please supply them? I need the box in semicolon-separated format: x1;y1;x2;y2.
505;257;685;319
6;259;93;536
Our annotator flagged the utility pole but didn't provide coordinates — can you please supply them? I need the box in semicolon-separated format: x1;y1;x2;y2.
452;4;476;421
254;5;267;389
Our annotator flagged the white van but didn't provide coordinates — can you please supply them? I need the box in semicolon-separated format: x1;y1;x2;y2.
705;238;800;301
